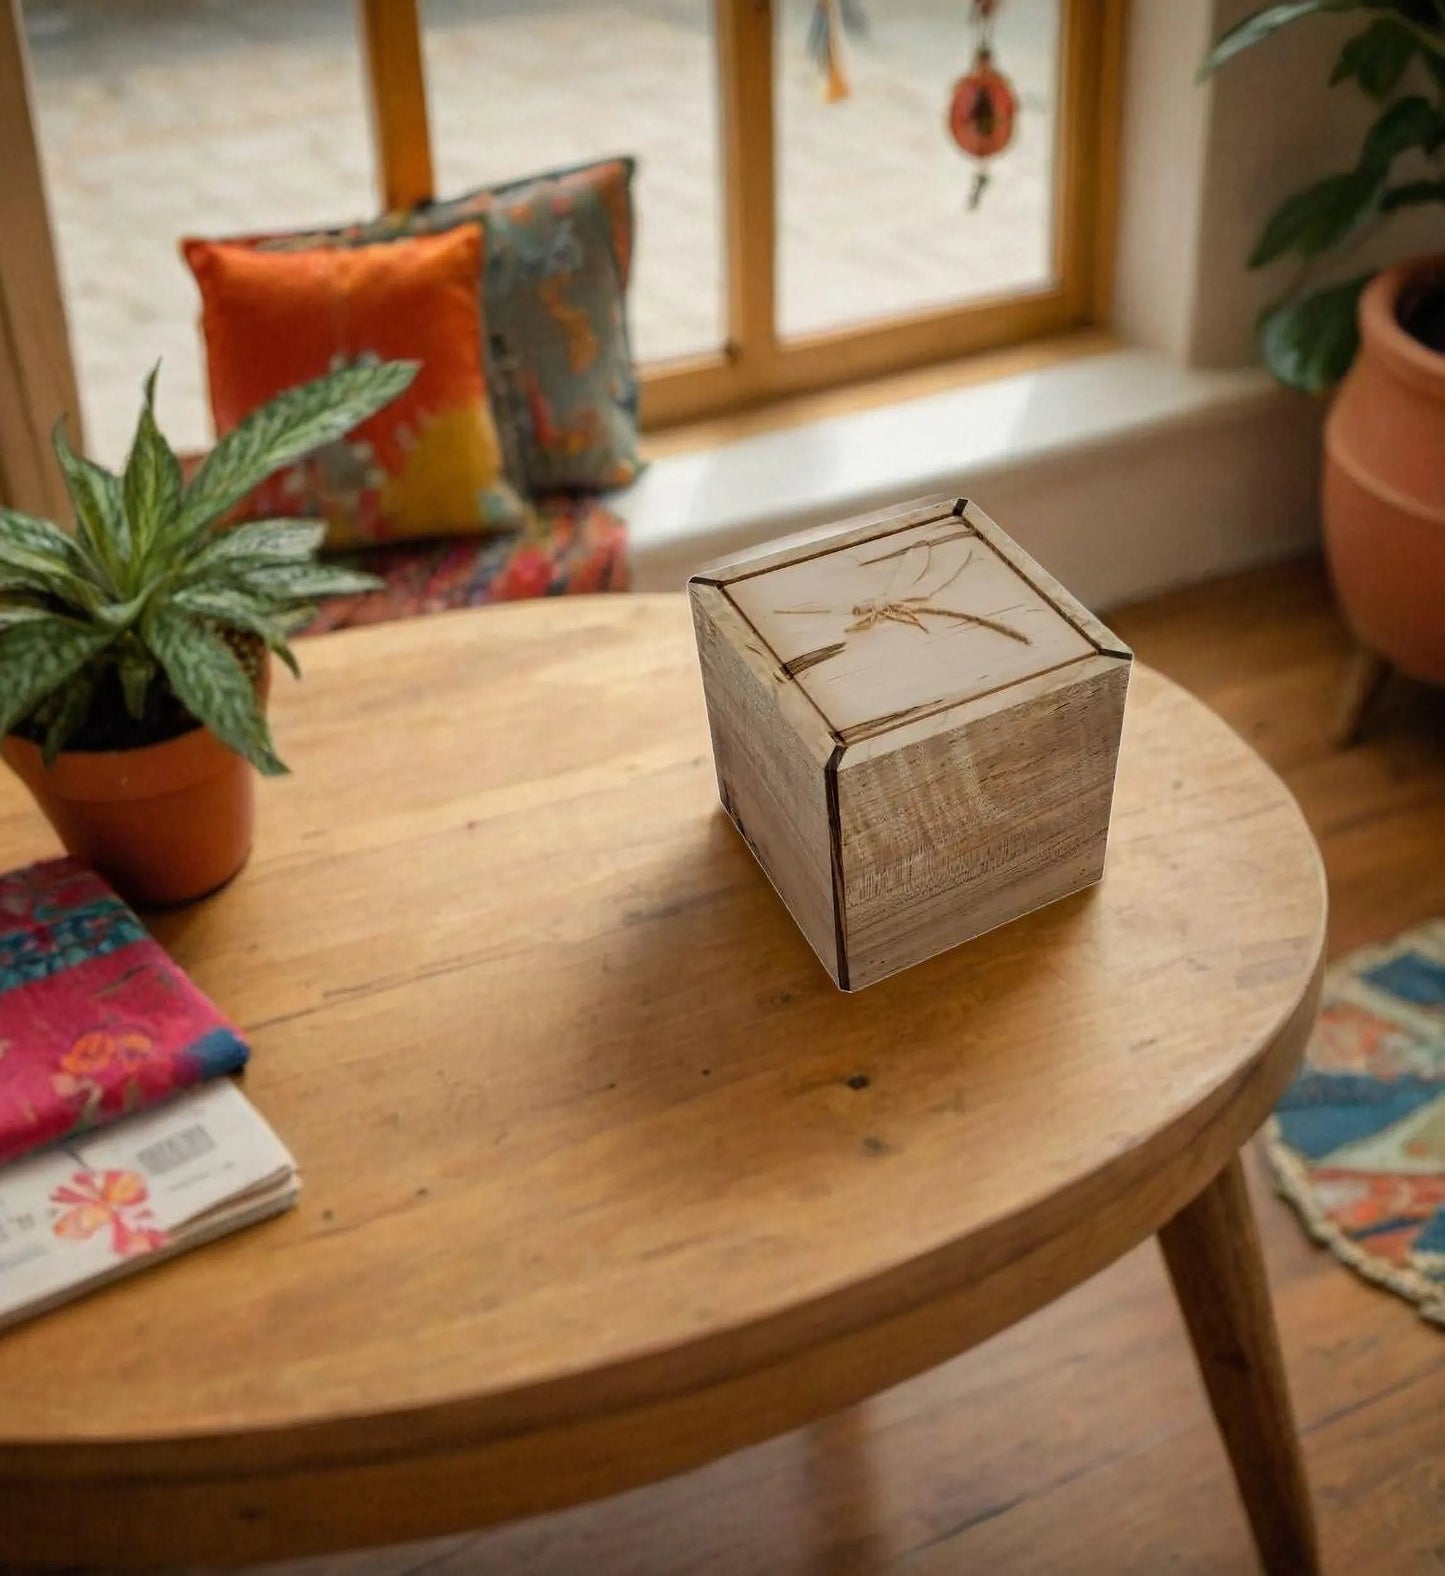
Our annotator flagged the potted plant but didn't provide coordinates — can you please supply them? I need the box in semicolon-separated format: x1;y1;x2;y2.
0;359;416;904
1202;2;1445;742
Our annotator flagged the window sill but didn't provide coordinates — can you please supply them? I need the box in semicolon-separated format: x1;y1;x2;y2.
613;341;1326;610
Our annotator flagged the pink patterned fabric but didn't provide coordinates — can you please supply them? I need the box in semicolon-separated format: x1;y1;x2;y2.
0;859;248;1166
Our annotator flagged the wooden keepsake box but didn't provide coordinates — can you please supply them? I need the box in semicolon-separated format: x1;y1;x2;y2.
689;497;1132;990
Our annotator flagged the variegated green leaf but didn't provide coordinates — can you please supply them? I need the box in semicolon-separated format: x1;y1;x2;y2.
123;366;182;571
0;508;105;611
90;590;150;634
0;507;93;572
182;518;328;576
0;549;97;611
1199;1;1327;78
233;562;384;603
116;640;156;720
144;604;286;775
41;669;96;765
0;604;54;631
52;418;126;589
172;585;302;678
177;360;417;539
275;604;316;636
0;617;113;739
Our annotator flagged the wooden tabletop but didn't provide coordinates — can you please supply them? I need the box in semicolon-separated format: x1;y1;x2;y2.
0;595;1326;1565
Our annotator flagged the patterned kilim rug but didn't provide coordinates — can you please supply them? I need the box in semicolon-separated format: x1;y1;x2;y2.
1268;921;1445;1326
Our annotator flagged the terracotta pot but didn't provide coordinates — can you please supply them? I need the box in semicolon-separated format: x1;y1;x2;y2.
2;725;255;907
1323;255;1445;684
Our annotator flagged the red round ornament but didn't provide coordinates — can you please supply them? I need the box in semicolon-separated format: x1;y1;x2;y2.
947;48;1018;159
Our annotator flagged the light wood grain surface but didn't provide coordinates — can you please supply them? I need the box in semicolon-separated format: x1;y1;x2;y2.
0;595;1325;1565
723;516;1093;735
694;500;1133;990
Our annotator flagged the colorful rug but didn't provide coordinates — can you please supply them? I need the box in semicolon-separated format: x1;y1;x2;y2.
1268;920;1445;1325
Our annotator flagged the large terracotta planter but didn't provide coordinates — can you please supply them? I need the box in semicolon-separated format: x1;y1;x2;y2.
2;725;255;907
1324;255;1445;685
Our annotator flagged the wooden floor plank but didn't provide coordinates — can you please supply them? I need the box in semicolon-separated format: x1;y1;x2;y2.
87;560;1445;1574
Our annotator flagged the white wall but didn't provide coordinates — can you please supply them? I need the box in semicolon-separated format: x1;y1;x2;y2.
1119;0;1445;368
1112;0;1215;363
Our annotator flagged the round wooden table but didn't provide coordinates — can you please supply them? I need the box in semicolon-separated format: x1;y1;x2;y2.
0;596;1327;1572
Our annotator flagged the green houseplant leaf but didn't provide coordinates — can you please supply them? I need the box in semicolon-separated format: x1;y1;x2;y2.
0;510;104;611
229;562;385;601
183;518;329;579
0;617;115;740
39;671;97;767
176;360;419;540
1258;275;1371;391
144;604;284;776
115;639;156;720
1202;0;1445;79
1249;167;1383;266
1361;94;1445;167
1205;0;1445;389
1383;175;1445;206
0;605;58;632
0;508;94;574
0;359;408;766
123;366;183;572
171;586;303;679
52;419;127;590
1331;18;1418;96
1200;2;1334;77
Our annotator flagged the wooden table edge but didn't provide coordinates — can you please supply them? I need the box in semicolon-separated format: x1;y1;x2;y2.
0;928;1327;1566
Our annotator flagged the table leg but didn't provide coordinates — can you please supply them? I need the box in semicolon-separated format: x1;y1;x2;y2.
1331;645;1391;748
1157;1154;1320;1576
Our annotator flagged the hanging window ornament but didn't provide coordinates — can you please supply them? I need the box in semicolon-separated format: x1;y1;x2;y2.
947;0;1018;210
808;0;869;104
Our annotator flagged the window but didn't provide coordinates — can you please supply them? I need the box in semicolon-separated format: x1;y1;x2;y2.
17;0;1121;466
421;1;725;366
415;0;1124;427
21;0;375;465
776;0;1063;338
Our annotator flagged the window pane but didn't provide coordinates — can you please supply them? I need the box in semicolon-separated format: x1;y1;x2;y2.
24;0;375;466
778;0;1061;340
423;0;724;367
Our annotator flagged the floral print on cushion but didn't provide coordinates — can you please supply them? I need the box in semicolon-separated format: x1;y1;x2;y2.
183;228;527;548
296;495;630;635
396;158;642;495
222;157;642;497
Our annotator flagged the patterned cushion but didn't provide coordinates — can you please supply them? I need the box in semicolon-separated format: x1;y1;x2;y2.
295;496;630;636
182;228;527;548
224;157;641;497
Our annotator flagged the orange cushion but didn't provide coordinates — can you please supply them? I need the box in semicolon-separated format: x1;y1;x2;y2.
183;228;526;547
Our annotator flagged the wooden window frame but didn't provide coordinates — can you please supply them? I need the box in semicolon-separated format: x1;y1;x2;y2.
1;0;84;516
0;0;1118;511
358;0;1124;432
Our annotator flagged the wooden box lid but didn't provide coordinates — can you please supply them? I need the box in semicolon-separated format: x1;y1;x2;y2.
704;499;1128;746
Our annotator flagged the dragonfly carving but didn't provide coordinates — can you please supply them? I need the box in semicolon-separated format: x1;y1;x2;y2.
776;534;1031;653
